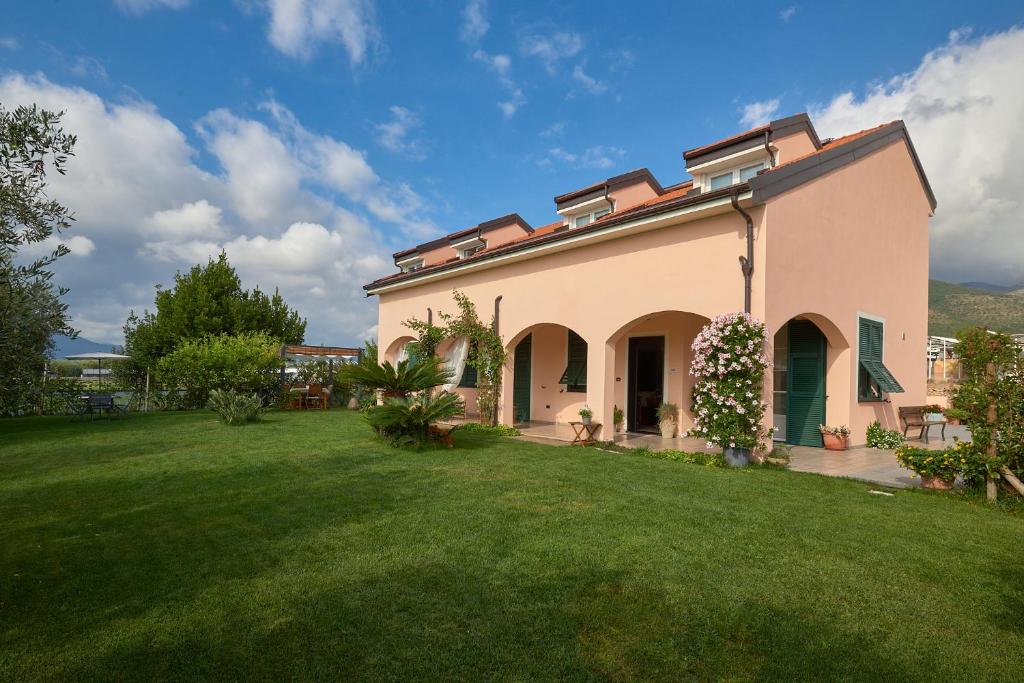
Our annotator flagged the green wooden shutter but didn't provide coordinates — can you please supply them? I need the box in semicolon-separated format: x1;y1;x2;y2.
559;330;587;392
513;334;532;423
457;341;478;387
858;318;903;397
786;320;826;446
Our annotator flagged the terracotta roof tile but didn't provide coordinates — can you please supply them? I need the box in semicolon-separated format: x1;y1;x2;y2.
763;122;898;174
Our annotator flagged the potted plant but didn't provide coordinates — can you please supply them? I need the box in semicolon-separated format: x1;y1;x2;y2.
579;405;593;426
923;404;945;422
657;402;678;438
613;405;624;433
687;313;772;467
894;444;959;490
819;424;851;451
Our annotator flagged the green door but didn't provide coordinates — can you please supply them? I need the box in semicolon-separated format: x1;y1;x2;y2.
786;320;826;446
513;334;532;423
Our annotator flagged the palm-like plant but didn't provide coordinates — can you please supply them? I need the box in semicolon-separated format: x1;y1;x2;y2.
339;354;453;399
364;392;464;445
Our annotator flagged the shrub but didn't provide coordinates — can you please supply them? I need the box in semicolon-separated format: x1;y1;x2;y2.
338;353;452;400
688;313;771;451
363;392;464;446
895;444;960;481
156;332;283;409
208;389;263;425
866;421;905;449
458;422;520;437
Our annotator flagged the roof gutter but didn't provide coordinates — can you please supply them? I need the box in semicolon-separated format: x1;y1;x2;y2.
730;191;755;314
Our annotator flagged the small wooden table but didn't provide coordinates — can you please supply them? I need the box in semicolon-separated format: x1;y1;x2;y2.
569;421;601;446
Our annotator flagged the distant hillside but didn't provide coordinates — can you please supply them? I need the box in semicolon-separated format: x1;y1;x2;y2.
929;280;1024;337
50;335;115;358
957;281;1024;295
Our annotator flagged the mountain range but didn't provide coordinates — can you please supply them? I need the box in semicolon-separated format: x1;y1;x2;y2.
929;280;1024;337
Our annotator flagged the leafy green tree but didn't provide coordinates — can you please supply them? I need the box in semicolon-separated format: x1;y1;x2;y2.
121;252;306;385
949;327;1024;479
0;104;78;416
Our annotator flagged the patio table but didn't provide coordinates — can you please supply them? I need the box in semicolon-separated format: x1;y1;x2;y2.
569;421;601;446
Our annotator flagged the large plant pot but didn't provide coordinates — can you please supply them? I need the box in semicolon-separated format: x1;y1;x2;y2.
919;474;955;490
581;415;592;425
615;422;624;433
822;434;848;451
659;421;676;438
724;447;752;467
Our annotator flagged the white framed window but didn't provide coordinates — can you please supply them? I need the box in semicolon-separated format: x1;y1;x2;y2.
459;245;484;259
709;172;733;190
705;159;768;191
572;207;611;228
739;162;764;182
400;259;424;273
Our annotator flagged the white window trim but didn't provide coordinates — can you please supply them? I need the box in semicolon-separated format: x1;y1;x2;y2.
703;160;767;192
572;207;612;228
458;244;485;259
400;258;424;273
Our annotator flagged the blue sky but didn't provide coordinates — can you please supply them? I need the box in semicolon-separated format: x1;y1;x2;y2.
2;1;1023;344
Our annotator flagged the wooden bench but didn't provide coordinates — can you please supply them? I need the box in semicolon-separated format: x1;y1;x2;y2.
429;422;458;448
898;406;946;443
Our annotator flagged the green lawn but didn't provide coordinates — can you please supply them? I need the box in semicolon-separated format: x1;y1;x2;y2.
2;411;1022;681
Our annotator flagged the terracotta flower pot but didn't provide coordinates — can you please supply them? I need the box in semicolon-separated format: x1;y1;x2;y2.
822;433;848;451
919;474;955;490
659;421;676;438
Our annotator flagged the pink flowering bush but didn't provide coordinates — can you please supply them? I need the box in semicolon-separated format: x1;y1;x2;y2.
688;313;771;451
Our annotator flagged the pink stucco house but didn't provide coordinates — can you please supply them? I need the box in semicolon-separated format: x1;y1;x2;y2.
364;113;936;447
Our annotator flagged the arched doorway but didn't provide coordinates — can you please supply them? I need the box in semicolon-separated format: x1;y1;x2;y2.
503;323;588;425
605;311;710;434
772;314;849;446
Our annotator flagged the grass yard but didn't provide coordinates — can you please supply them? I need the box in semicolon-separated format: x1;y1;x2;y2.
2;410;1023;681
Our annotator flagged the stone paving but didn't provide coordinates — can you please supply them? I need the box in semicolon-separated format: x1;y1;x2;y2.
513;420;972;490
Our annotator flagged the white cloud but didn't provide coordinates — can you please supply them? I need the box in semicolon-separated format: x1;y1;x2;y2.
547;145;625;170
144;200;227;240
374;105;426;160
572;65;607;95
779;6;797;22
0;72;421;345
810;27;1024;285
473;50;526;118
519;32;583;74
113;0;189;13
21;235;97;259
460;0;489;43
0;37;19;50
0;73;213;237
540;122;565;138
264;0;381;67
739;98;780;127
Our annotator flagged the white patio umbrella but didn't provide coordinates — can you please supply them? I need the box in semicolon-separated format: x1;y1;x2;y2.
65;352;131;389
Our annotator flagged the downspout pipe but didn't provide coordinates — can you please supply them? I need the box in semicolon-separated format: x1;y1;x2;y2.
763;130;775;168
493;295;502;332
731;192;754;314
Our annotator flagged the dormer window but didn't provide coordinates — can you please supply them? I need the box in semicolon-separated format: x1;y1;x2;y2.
452;234;486;259
398;257;424;273
572;207;611;228
707;161;766;191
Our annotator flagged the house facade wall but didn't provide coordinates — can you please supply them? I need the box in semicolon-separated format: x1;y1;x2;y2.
763;139;932;443
377;203;765;433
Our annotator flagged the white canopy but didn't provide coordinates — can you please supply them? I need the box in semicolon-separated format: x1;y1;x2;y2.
440;337;469;394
